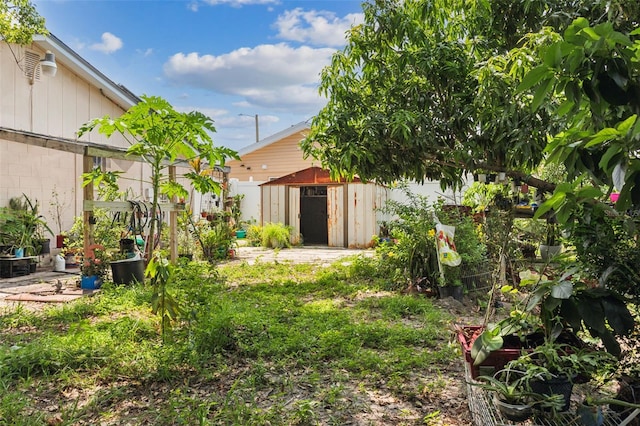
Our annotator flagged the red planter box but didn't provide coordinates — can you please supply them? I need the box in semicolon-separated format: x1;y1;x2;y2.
456;325;523;380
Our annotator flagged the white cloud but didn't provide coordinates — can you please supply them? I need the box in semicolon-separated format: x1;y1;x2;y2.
274;9;363;47
135;48;154;57
163;43;333;113
90;32;123;54
199;0;278;7
174;106;228;120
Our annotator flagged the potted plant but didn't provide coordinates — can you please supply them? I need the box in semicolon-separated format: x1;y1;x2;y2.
473;368;534;422
48;186;73;249
196;220;235;262
80;244;109;289
506;340;617;414
539;220;562;261
2;195;53;257
177;209;196;260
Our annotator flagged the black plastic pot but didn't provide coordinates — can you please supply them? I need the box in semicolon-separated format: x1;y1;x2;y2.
119;238;136;255
39;239;51;255
530;375;573;412
110;258;145;285
438;285;463;302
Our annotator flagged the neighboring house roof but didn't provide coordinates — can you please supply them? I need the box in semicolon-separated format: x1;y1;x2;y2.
33;33;140;110
236;121;310;157
260;167;362;186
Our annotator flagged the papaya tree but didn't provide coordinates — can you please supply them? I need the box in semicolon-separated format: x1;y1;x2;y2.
79;95;238;261
0;0;47;45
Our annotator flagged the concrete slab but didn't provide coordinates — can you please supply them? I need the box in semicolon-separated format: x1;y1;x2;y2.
0;247;373;310
228;246;373;265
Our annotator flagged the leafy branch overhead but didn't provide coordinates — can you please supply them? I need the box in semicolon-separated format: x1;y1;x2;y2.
0;0;48;45
302;0;640;195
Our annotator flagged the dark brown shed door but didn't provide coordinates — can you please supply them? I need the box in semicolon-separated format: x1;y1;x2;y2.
299;186;328;245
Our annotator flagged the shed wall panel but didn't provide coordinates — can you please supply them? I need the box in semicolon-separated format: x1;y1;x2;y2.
288;186;300;244
327;186;344;247
261;186;286;224
347;183;382;248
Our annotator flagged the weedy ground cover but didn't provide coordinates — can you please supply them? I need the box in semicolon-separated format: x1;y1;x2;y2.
0;255;469;425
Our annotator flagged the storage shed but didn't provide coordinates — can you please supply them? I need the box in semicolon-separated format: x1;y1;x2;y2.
260;167;388;248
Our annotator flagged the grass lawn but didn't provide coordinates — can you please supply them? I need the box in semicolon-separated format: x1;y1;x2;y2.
0;255;473;425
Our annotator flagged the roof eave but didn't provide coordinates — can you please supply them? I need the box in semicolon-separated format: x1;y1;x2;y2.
236;121;311;157
33;33;140;110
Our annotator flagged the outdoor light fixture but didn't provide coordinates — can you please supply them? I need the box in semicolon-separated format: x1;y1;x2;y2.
30;50;57;84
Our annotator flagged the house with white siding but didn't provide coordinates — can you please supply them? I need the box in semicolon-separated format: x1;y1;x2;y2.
0;33;149;251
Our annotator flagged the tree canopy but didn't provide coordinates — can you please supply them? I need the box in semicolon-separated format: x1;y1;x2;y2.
0;0;47;45
302;0;640;193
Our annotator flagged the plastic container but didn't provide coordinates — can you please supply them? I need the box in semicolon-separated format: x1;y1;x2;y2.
54;254;66;271
110;258;145;285
81;275;101;290
457;325;524;379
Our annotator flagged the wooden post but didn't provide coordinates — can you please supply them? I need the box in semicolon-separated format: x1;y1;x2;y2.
82;154;94;259
169;166;178;263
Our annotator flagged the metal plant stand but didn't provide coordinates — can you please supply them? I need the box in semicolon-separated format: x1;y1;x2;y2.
465;362;639;426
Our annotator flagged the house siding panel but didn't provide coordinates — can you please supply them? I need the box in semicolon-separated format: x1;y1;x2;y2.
227;131;317;182
0;40;141;234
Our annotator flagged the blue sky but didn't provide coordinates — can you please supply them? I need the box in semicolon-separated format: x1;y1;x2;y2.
32;0;364;152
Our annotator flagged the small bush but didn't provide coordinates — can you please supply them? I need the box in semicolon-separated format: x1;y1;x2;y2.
246;224;263;246
260;222;292;248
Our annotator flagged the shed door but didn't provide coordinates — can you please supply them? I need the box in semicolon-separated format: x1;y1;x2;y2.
327;186;344;247
288;187;300;245
300;186;328;245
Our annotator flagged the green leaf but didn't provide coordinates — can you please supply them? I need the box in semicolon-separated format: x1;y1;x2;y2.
531;78;554;111
599;146;623;172
516;65;551;94
576;186;603;200
601;295;635;335
581;27;601;41
557;100;574;116
471;328;503;366
585;128;619;147
550;281;573;299
616;114;637;134
577;296;606;334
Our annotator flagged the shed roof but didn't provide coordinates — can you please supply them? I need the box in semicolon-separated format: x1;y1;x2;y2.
260;167;362;186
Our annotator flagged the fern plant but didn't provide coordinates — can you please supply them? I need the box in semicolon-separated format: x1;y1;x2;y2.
261;222;292;248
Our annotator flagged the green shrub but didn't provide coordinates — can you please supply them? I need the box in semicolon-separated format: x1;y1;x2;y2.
246;224;263;246
260;222;292;248
376;184;487;291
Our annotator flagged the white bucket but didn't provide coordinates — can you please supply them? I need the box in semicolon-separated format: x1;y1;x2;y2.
53;254;65;272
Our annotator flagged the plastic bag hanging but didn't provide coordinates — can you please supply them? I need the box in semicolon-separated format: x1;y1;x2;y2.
435;223;461;266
